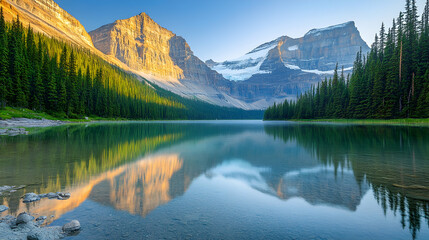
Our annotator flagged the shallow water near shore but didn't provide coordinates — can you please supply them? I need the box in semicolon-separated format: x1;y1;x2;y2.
1;120;429;240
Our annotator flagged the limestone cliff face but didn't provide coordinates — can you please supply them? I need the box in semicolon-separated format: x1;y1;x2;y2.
89;13;228;86
1;0;94;48
275;21;370;71
168;35;229;88
90;13;185;80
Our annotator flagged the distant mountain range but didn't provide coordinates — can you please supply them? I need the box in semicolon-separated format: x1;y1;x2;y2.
208;21;369;80
1;0;370;109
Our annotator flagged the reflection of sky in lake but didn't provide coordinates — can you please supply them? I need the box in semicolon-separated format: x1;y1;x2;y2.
1;121;429;239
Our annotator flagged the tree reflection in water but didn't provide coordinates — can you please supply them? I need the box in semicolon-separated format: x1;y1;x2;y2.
1;122;428;239
265;124;429;239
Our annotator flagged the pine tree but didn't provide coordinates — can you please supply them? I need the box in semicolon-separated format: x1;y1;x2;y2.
33;66;44;110
43;54;57;112
67;50;78;115
331;64;343;118
8;16;28;107
58;46;68;113
84;66;92;115
0;7;9;108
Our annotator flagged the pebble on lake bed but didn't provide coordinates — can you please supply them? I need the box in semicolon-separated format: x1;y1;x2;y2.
0;205;8;212
16;212;35;225
0;128;29;136
22;193;41;203
62;220;81;232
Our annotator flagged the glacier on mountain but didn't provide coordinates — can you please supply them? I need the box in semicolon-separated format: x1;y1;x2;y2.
305;21;354;36
284;64;354;75
211;40;280;81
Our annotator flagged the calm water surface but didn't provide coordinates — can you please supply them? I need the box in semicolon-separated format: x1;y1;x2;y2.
1;120;429;239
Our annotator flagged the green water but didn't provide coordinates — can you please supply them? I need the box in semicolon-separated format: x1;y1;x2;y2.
0;121;429;239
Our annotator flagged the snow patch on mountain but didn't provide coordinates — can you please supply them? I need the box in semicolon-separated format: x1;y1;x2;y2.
302;67;353;75
284;64;301;70
288;45;298;51
211;61;269;81
305;21;354;37
210;40;280;81
284;63;353;75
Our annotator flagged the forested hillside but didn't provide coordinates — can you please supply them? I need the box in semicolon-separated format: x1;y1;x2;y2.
265;0;429;120
0;10;262;120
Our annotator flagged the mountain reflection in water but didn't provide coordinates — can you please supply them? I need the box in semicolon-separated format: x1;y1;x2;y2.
0;121;428;239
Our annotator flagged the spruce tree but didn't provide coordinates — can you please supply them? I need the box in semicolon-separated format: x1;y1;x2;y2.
58;46;68;113
0;7;8;108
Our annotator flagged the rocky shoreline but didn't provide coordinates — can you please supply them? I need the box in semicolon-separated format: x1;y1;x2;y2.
0;186;80;239
0;212;80;240
0;118;66;136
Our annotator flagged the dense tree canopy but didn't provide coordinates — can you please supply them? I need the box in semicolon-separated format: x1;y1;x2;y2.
265;0;429;120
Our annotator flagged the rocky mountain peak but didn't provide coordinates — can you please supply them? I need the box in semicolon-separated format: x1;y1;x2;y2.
1;0;94;48
205;59;217;68
211;21;369;82
305;21;356;37
89;11;227;86
90;12;185;80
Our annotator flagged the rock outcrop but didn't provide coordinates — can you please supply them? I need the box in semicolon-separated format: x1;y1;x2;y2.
90;13;184;80
273;21;369;71
89;13;229;87
1;0;94;48
89;12;243;108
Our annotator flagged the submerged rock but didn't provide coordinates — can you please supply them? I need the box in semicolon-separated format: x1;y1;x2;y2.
47;192;58;199
1;213;79;239
0;205;9;212
0;215;16;226
0;128;29;136
36;216;47;222
23;193;41;203
62;220;81;232
35;216;47;226
58;192;71;199
22;191;71;203
16;212;35;225
0;185;14;193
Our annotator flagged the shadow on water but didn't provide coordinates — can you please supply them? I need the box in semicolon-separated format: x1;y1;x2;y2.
0;121;428;239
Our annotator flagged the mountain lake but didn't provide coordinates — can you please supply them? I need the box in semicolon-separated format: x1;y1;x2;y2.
1;120;429;240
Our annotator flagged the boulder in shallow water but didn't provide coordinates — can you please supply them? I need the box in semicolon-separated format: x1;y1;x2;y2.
16;212;34;225
35;216;47;226
23;193;41;203
26;225;64;240
38;193;48;198
62;220;81;232
27;231;43;240
0;205;8;213
36;216;47;221
47;192;58;199
0;185;14;193
57;192;71;199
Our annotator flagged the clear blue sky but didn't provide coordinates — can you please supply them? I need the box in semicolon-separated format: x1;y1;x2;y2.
56;0;426;62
